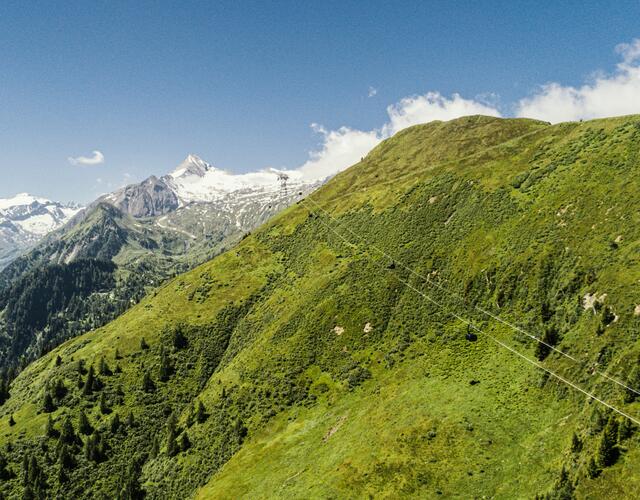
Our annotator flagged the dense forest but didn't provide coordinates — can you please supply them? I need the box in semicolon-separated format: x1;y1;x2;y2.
0;259;147;372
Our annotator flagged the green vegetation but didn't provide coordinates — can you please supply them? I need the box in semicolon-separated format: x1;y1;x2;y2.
1;115;640;498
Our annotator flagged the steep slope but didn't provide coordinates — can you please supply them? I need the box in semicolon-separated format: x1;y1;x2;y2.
2;116;640;499
0;194;82;269
0;157;321;370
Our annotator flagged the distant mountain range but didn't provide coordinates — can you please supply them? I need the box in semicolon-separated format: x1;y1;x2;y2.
0;194;82;269
0;154;323;369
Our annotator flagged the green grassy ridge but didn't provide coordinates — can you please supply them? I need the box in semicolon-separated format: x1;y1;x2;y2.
1;115;640;498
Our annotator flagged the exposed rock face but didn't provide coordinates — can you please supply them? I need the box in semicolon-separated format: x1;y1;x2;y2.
104;176;179;217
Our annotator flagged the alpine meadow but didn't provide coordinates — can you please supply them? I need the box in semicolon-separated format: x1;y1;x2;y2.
3;3;640;499
2;115;640;497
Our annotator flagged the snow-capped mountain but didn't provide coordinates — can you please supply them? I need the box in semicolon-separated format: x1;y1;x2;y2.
0;154;324;271
0;193;82;268
103;154;323;222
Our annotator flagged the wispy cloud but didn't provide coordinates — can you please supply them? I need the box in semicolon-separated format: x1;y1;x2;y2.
516;38;640;122
299;91;500;179
367;86;378;98
68;150;105;167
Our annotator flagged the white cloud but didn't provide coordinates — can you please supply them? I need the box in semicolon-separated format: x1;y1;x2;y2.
383;92;501;136
516;38;640;122
368;86;378;98
298;124;381;179
68;150;105;167
298;91;500;179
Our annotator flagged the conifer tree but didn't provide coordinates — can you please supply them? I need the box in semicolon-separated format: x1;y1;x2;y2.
120;459;143;499
535;327;558;361
142;371;155;393
195;400;207;424
99;392;110;414
59;416;77;445
150;435;160;459
9;414;15;427
110;413;121;434
166;413;179;457
78;410;92;435
570;432;582;453
597;417;619;467
173;324;188;350
53;378;66;400
0;451;11;480
180;432;191;452
99;356;111;376
624;366;640;403
618;417;633;442
58;444;73;471
586;457;600;478
43;392;56;413
83;365;95;396
159;347;172;382
45;415;57;438
55;355;62;366
140;338;149;350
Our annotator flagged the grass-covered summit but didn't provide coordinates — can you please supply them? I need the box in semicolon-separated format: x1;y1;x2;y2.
2;115;640;498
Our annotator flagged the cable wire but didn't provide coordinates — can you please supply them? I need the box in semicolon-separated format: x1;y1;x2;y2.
303;195;640;397
301;198;640;425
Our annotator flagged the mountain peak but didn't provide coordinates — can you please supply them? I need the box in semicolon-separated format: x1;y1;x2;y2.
170;154;214;179
0;193;50;210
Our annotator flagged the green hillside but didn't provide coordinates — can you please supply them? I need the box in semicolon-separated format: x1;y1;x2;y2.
2;115;640;498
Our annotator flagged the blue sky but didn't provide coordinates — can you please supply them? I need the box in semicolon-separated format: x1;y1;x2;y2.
1;0;639;203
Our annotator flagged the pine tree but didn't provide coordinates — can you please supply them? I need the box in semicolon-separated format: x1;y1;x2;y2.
159;347;172;382
110;413;121;434
149;435;160;459
59;415;76;445
83;365;95;396
99;392;110;414
53;378;66;400
195;400;207;424
0;451;11;480
535;327;558;361
173;325;188;350
8;414;15;427
126;411;135;428
624;366;640;403
45;415;57;438
180;432;191;452
586;457;600;478
140;338;149;350
43;392;56;413
55;355;62;366
166;413;179;457
618;417;633;442
78;410;92;435
99;356;111;376
597;417;619;467
120;459;143;499
114;348;121;360
142;371;155;393
57;444;73;471
570;432;582;453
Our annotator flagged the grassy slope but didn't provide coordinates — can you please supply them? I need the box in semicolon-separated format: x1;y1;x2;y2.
2;115;640;498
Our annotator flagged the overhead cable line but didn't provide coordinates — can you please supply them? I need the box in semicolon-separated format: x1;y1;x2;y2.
303;195;640;398
299;198;640;425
